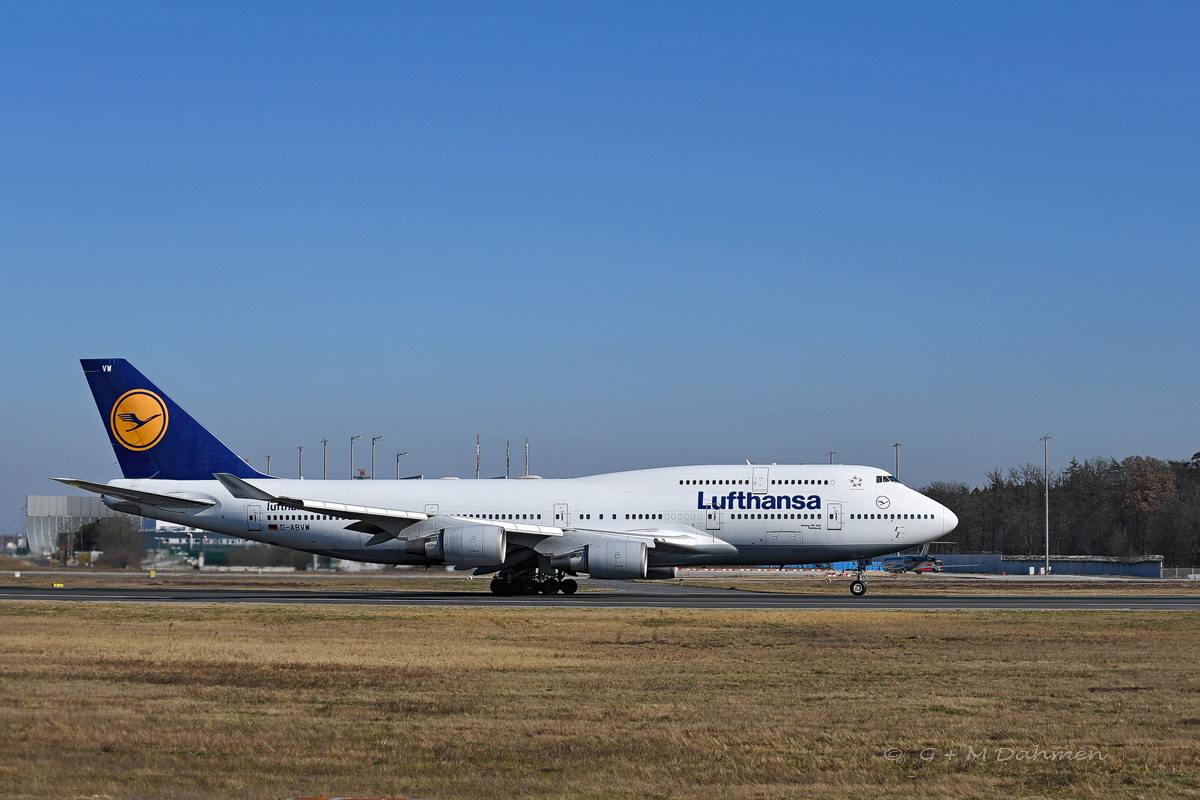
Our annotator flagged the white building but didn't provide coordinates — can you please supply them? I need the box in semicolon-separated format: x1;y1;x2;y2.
24;495;148;557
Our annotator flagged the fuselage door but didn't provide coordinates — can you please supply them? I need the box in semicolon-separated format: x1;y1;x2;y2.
752;466;769;494
706;507;721;530
247;504;262;532
554;503;570;527
827;502;843;531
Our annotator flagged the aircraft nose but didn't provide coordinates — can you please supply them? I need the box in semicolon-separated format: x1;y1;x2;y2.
942;506;959;535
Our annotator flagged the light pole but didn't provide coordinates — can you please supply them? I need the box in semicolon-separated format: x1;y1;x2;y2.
826;450;836;464
371;436;383;479
350;435;361;479
321;439;328;480
1040;434;1052;574
265;455;272;475
297;445;304;479
395;451;409;479
893;443;901;479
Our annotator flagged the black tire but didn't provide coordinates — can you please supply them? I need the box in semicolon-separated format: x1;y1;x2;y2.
850;579;867;597
560;578;578;595
519;579;539;595
490;580;511;597
540;579;561;595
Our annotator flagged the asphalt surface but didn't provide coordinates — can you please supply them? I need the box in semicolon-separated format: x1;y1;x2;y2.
1;582;1198;609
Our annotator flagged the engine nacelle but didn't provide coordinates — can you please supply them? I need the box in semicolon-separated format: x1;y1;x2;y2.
410;524;506;567
551;540;647;580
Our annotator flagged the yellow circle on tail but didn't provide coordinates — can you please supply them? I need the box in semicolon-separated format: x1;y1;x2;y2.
110;390;169;451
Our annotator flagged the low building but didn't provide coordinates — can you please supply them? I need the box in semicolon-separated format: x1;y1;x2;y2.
895;551;1163;577
1000;554;1163;578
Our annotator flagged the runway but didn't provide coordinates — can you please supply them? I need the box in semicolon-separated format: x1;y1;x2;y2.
1;583;1198;610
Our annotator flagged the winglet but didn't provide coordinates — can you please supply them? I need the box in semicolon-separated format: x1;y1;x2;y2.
213;472;276;501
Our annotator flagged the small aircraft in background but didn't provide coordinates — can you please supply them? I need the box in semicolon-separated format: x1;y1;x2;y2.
878;552;943;573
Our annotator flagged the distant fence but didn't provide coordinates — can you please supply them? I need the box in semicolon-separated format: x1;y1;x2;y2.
1162;567;1200;579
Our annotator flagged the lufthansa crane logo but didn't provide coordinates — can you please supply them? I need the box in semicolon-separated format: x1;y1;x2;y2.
110;389;168;451
875;496;891;509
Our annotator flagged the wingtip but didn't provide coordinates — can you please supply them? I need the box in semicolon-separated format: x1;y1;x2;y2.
213;472;276;501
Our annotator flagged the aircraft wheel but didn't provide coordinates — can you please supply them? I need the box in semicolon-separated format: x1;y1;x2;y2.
560;579;578;595
519;579;539;595
540;579;561;595
850;579;868;597
490;580;511;597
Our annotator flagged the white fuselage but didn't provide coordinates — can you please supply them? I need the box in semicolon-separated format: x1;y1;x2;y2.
108;464;956;568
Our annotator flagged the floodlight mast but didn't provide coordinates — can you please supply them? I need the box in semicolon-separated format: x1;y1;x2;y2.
1040;435;1052;574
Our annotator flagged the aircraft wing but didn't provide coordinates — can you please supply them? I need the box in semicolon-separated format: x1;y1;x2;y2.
445;514;564;537
52;477;216;511
213;473;564;540
571;524;738;556
634;530;737;555
214;472;429;533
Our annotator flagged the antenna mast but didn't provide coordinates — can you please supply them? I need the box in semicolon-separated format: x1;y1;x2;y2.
475;433;480;479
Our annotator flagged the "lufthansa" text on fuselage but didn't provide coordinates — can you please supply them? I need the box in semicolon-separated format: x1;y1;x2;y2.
696;491;822;510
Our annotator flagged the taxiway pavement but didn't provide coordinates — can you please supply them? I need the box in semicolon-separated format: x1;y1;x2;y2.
1;583;1197;610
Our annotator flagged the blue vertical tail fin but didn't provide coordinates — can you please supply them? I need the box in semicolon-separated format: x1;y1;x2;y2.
81;358;268;481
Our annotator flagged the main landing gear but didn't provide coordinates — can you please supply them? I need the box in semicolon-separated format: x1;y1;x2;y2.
490;569;578;597
849;558;870;597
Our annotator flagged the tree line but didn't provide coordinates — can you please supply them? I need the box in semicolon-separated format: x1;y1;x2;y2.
61;517;147;568
920;453;1200;565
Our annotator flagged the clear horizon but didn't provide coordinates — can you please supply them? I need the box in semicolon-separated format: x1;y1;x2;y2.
3;1;1198;531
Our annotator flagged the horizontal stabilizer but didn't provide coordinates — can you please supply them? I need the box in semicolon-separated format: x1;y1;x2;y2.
53;477;215;510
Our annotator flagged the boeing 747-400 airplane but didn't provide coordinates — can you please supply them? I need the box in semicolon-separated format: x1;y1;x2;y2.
57;359;957;596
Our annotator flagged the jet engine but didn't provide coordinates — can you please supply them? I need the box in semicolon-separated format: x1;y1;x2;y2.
408;524;506;567
550;540;648;579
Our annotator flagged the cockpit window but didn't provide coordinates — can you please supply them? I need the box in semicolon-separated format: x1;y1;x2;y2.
876;475;901;483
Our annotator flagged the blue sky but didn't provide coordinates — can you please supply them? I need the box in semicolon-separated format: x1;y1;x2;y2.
2;1;1198;531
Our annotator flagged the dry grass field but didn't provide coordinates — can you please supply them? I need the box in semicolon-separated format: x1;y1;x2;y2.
0;570;498;592
1;603;1197;800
